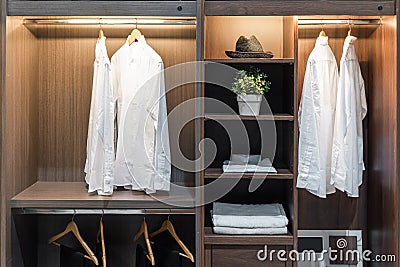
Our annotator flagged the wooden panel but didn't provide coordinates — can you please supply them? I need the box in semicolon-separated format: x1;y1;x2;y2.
205;1;395;16
4;16;39;266
11;181;195;208
212;245;286;267
204;228;293;245
205;16;287;59
292;17;298;252
207;58;294;64
367;16;398;265
0;0;5;265
8;1;197;16
283;17;295;58
205;168;293;179
36;23;196;183
204;114;294;121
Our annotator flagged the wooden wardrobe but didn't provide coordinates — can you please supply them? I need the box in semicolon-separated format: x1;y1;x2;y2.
0;1;399;267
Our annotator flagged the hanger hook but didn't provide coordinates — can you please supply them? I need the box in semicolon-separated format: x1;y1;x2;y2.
143;209;146;221
168;209;171;221
101;209;104;221
135;18;138;29
72;209;76;222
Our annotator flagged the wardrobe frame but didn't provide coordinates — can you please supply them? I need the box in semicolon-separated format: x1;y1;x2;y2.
0;1;399;267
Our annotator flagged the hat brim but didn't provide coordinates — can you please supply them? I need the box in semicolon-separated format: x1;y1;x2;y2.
225;51;274;58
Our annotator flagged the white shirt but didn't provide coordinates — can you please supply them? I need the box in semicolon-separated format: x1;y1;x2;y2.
331;36;367;197
84;37;115;195
297;36;338;198
111;36;171;193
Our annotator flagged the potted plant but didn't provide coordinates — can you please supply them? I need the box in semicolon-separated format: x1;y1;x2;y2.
231;67;271;116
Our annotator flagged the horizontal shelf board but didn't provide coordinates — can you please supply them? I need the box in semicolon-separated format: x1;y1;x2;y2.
205;113;294;121
206;58;294;64
11;182;195;209
204;227;294;245
8;1;197;16
205;1;394;16
204;168;294;180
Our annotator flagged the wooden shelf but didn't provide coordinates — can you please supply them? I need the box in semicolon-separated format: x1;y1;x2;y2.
204;168;293;180
205;113;294;121
11;182;195;209
204;227;294;245
206;58;294;64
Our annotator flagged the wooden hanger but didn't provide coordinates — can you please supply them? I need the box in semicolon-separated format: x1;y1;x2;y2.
97;211;106;267
98;29;104;39
128;19;142;45
348;20;352;36
133;216;155;266
319;24;327;37
48;212;99;265
98;19;105;39
149;217;195;263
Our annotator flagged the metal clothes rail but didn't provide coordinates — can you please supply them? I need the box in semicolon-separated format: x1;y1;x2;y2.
298;18;382;26
23;18;197;26
15;208;196;215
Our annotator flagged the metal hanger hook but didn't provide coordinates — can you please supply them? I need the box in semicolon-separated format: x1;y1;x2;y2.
143;209;146;221
135;18;138;29
168;209;172;221
72;209;76;221
101;209;104;221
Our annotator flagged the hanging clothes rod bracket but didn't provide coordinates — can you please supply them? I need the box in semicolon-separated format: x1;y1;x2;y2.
15;208;195;215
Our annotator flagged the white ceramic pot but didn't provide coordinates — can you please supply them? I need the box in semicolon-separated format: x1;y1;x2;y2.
237;94;262;116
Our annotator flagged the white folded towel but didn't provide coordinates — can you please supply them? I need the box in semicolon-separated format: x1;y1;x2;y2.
213;226;288;235
212;203;288;228
222;155;277;173
222;164;277;173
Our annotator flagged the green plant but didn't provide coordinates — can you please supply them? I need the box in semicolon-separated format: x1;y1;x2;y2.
231;67;271;96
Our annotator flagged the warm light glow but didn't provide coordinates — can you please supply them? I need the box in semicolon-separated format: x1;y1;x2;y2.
23;18;196;26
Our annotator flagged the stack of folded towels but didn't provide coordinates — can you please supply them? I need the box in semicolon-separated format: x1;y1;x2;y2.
211;202;289;235
222;154;277;173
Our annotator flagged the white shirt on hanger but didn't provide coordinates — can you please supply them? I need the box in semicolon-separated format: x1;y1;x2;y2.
331;35;367;198
111;36;171;194
84;36;115;195
297;36;338;198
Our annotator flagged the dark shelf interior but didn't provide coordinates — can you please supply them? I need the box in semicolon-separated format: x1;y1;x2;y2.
204;120;294;170
204;62;294;115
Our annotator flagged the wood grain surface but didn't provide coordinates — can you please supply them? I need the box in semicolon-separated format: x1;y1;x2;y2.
4;16;39;266
367;15;398;264
205;1;395;16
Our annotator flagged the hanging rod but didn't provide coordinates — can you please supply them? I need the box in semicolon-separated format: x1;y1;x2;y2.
15;208;195;215
298;19;381;26
23;18;196;26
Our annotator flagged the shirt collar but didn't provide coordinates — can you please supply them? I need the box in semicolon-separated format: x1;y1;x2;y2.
344;35;357;45
125;34;146;46
315;36;329;46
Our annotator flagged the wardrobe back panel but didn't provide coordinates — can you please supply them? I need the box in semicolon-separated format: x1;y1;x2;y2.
35;23;196;185
4;16;39;264
297;21;371;232
367;16;398;263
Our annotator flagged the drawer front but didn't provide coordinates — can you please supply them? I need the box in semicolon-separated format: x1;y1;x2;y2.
212;245;288;267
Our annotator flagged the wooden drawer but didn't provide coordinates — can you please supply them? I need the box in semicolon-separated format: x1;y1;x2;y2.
210;245;289;267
